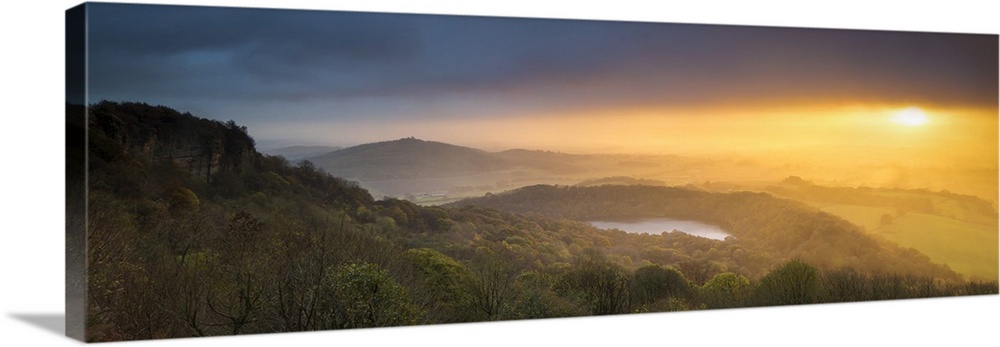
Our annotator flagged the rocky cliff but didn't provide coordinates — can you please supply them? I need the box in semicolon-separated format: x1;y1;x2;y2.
86;101;259;183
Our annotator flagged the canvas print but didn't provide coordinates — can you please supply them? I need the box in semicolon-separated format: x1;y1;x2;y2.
66;2;999;342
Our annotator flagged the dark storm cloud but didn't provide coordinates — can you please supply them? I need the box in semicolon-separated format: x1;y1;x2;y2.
85;3;998;124
87;4;422;101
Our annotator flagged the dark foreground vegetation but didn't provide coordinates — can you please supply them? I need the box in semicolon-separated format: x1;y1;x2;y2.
75;102;998;342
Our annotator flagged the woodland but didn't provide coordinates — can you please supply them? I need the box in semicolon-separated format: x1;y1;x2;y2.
70;102;997;342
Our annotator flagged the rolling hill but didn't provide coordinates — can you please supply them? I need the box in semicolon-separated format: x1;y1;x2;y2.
306;137;514;180
261;145;341;161
306;138;595;181
449;184;965;281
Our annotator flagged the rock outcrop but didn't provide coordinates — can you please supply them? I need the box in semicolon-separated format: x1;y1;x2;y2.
86;101;258;183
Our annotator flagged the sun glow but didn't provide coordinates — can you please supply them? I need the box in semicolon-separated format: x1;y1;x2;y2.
892;107;929;126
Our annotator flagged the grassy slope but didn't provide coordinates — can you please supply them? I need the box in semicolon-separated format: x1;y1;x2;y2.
816;203;998;281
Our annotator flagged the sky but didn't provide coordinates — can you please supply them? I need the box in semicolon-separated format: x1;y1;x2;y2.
81;2;998;157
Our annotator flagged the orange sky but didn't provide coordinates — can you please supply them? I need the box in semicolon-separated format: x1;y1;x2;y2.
257;103;997;170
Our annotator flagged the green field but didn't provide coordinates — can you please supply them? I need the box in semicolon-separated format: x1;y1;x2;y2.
817;204;998;281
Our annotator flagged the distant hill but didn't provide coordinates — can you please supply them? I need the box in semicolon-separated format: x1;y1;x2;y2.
575;176;667;187
306;138;586;180
494;149;584;174
450;184;963;281
307;137;509;180
261;145;341;161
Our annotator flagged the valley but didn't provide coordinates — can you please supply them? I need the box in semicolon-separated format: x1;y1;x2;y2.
78;102;998;342
266;137;998;282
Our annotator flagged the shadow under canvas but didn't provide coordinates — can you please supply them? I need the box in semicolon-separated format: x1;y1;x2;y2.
10;313;66;337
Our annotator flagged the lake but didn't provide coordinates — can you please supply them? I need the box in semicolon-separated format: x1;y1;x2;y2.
588;218;732;240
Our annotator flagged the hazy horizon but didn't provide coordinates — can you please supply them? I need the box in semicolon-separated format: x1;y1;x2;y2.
257;103;997;160
83;3;997;199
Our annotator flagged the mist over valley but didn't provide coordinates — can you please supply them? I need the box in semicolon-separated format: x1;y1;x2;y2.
71;4;998;341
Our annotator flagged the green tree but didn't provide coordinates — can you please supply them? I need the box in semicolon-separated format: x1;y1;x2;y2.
677;259;726;286
879;213;894;227
821;267;873;302
322;263;422;329
405;248;475;323
166;186;200;214
466;254;520;320
509;270;585;319
202;212;273;335
754;260;821;306
631;264;691;310
700;272;751;308
558;259;632;315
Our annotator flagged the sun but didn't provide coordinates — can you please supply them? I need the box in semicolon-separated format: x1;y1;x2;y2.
892;107;929;126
